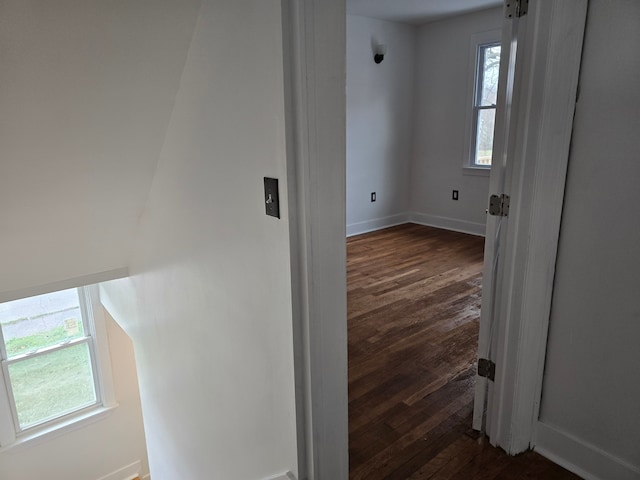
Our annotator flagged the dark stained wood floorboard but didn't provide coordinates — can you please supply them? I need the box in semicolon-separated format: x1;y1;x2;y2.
347;224;581;480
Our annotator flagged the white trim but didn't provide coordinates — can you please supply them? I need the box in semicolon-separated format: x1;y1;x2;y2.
346;213;409;237
472;9;519;434
410;212;486;237
0;309;16;446
95;460;142;480
347;213;485;238
0;366;14;446
486;0;588;453
281;0;310;474
462;166;491;177
0;268;129;304
0;405;117;453
282;0;348;479
4;336;92;365
263;472;296;480
535;422;640;480
88;286;117;408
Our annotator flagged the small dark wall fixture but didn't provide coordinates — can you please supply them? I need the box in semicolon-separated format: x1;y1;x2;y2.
371;38;386;64
264;177;280;218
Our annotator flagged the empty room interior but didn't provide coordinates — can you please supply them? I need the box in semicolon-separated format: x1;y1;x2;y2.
345;1;640;479
345;2;529;477
345;3;501;477
0;1;638;480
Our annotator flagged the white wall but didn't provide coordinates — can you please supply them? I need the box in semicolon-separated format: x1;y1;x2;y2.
100;1;299;479
410;7;502;235
537;1;640;477
0;310;149;480
0;0;200;296
346;15;416;236
0;1;201;478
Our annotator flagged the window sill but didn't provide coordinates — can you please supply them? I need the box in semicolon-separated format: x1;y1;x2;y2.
0;403;118;453
463;166;491;177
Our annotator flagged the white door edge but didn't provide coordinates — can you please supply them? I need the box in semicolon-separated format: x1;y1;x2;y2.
483;0;588;453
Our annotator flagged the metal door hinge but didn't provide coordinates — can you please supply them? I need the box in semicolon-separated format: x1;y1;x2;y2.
505;0;528;18
488;194;510;216
478;358;496;381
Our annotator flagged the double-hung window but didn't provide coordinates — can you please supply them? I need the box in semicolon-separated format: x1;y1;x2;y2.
0;285;114;447
464;33;502;171
472;42;501;167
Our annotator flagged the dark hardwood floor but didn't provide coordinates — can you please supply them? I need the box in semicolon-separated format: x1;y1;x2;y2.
347;223;580;480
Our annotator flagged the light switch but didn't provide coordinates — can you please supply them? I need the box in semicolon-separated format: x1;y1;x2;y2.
264;177;280;218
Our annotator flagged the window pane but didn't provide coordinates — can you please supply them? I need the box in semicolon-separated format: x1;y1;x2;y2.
0;289;85;359
479;45;501;106
7;342;97;428
475;108;496;166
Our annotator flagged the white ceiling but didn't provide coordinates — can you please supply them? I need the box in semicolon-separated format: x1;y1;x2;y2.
347;0;502;25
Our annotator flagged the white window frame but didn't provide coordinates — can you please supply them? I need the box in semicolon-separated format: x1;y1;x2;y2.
0;285;116;450
463;29;502;176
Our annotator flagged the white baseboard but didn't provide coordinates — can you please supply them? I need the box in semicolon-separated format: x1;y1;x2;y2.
346;213;410;237
96;461;142;480
535;421;640;480
346;212;486;237
263;472;296;480
409;212;486;237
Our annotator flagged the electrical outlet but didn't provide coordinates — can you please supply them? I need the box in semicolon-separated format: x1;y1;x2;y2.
371;192;376;202
452;190;459;201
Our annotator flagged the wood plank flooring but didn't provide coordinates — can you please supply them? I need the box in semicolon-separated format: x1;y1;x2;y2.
347;223;580;480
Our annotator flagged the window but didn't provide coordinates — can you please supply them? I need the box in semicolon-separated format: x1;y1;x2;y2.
0;286;114;447
464;33;502;171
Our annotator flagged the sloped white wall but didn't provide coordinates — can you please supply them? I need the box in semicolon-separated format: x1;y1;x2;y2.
100;1;299;479
537;1;640;476
0;0;200;295
346;15;416;236
0;310;149;480
0;1;196;478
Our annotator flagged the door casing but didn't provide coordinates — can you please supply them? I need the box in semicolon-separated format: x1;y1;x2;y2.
282;0;589;478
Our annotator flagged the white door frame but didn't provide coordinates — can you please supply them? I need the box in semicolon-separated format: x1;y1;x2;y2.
283;0;589;478
473;0;526;435
483;0;588;453
282;1;349;479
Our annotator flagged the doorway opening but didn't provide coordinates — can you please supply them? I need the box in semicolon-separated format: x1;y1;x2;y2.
344;13;503;445
345;5;502;474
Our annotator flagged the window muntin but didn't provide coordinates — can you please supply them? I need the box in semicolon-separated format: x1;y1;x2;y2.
0;287;101;433
471;42;501;167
